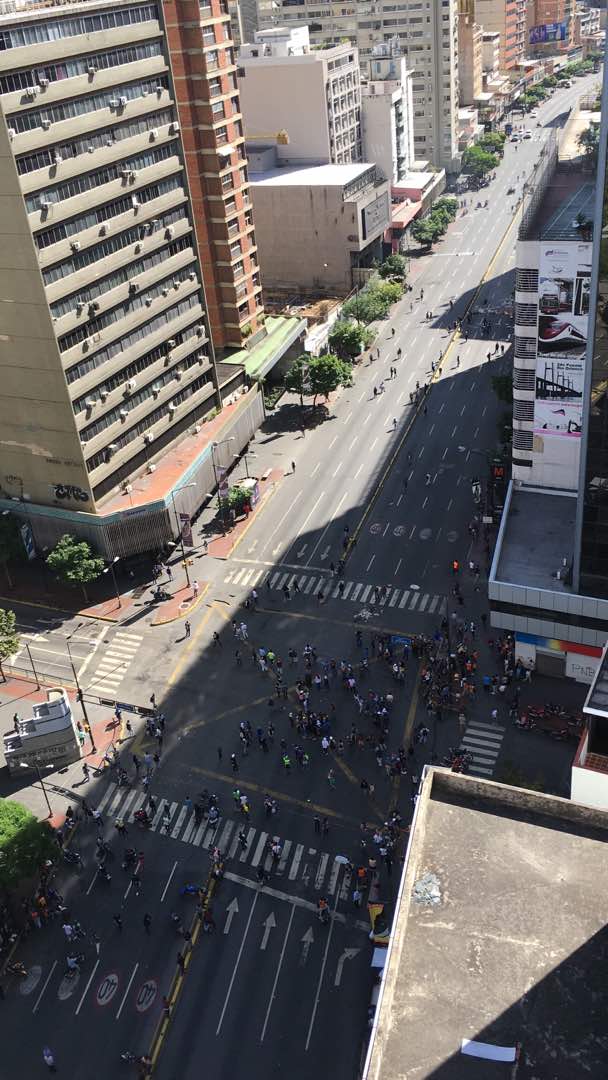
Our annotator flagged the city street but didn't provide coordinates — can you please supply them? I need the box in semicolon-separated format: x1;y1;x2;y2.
0;74;597;1078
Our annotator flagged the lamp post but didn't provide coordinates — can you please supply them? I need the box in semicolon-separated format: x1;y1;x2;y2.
20;760;52;818
25;642;40;689
233;451;256;480
66;625;96;753
102;556;121;609
169;482;196;588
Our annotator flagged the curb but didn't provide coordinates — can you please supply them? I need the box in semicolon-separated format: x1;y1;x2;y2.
150;582;210;626
211;474;282;561
0;595;120;624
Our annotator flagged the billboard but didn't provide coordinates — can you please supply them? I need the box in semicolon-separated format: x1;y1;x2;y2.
534;243;592;440
530;22;567;45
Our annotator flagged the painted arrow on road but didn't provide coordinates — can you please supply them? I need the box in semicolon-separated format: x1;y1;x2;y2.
260;912;276;951
320;546;330;561
299;927;314;965
272;545;282;556
297;545;307;558
246;541;258;554
334;948;360;986
224;898;239;934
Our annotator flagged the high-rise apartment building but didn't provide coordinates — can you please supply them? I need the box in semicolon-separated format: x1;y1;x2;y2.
361;45;415;185
256;0;460;172
458;6;483;105
474;0;527;71
0;0;261;517
237;26;362;165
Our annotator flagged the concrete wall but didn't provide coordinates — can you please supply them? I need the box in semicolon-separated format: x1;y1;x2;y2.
0;108;94;511
250;179;389;293
361;93;396;185
238;61;331;164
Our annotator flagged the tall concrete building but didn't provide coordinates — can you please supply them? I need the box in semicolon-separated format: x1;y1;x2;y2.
474;0;527;71
0;0;262;521
458;5;483;105
237;26;362;165
527;0;574;56
256;0;460;172
360;45;415;185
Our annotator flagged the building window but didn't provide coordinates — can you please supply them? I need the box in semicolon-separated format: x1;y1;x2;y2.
0;5;158;51
8;76;170;136
0;40;163;95
26;143;176;212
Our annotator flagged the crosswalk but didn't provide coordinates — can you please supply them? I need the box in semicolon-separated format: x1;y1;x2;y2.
460;717;506;778
96;782;352;898
85;630;144;696
223;565;442;618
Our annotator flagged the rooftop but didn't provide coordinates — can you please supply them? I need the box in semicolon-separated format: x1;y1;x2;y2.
249;162;375;188
494;487;576;592
225;315;306;380
542;181;596;240
364;768;608;1080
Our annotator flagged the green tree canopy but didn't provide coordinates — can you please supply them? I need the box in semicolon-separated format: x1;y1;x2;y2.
0;800;57;890
46;534;104;601
462;145;498;177
341;277;404;324
328;320;372;361
0;608;19;678
379;253;407;280
284;354;309;406
578;122;600;166
411;216;444;250
308;353;352;406
478;132;506;154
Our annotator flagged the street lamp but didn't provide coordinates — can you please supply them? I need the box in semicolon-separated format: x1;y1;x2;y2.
102;556;121;609
20;760;53;818
169;482;196;588
233;451;256;480
66;624;96;753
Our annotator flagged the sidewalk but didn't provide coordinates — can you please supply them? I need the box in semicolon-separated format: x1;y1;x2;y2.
207;468;283;560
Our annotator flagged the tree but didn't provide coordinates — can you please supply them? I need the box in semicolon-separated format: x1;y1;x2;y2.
329;320;372;361
411;217;443;249
478;132;505;155
462;145;498;177
0;800;57;891
46;534;104;602
0;515;26;590
379;253;407;280
284;354;309;406
578;123;600;166
308;353;352;406
0;607;19;682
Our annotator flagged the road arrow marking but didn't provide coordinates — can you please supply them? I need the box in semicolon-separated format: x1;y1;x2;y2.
272;545;282;556
297;545;307;558
320;546;330;561
334;947;360;986
299;927;314;965
224;897;239;934
260;911;276;951
246;541;258;554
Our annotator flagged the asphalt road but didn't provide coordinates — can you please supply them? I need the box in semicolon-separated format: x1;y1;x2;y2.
2;74;597;1079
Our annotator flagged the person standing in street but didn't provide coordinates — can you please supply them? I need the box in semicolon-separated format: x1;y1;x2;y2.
43;1047;57;1072
143;913;152;935
314;815;321;834
184;620;191;639
82;763;90;783
113;914;123;932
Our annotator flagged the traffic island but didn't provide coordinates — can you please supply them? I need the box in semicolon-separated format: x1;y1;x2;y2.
208;468;282;560
150;581;210;626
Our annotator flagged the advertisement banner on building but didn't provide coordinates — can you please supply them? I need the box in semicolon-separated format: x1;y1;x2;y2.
534;243;592;439
530;22;566;45
179;512;193;547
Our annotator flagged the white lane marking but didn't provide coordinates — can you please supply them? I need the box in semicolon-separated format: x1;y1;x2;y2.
366;556;375;572
348;436;358;450
394;559;402;577
160;861;178;903
289;844;304;880
305;875;341;1051
328;436;338;450
216;892;259;1034
251;831;268;867
451;425;458;437
33;961;57;1015
260;903;296;1043
75;958;100;1017
116;962;139;1020
409;525;416;539
310;462;321;478
331;460;343;478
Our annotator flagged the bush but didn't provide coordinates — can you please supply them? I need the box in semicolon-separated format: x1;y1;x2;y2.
462;145;498;177
379;253;407;280
329;320;373;360
341;277;403;324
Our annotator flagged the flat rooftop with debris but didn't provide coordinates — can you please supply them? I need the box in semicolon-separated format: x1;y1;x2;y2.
363;768;608;1080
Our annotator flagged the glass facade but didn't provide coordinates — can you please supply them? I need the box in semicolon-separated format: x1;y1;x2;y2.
578;126;608;596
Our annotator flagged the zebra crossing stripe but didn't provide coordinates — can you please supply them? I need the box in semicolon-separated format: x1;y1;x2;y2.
277;839;292;875
314;854;329;889
277;573;289;589
469;765;493;776
269;572;280;587
399;591;410;609
150;798;167;830
182;812;197;845
171;806;188;839
463;734;501;749
96;783;116;814
342;581;353;599
217;820;235;851
192;819;208;847
389;591;400;608
360;584;371;603
305;577;317;595
251;831;268;867
327;859;340;896
418;594;429;612
117;790;137;821
409;592;419;610
428;596;439;614
289;844;304;880
351;583;362;602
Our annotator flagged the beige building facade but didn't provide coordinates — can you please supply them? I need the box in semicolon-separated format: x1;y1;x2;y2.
0;0;260;514
256;0;460;173
474;0;527;71
360;46;415;186
238;27;362;166
458;12;484;105
248;161;389;293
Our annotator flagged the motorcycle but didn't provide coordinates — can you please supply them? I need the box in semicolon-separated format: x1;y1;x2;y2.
6;961;27;977
134;809;150;828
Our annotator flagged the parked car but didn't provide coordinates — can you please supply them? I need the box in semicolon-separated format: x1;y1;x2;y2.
523;130;533;139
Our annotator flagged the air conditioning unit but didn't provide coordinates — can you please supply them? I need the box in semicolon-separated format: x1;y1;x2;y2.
70;241;81;252
134;242;142;253
126;378;137;391
87;145;94;154
87;66;98;76
128;282;138;294
147;463;156;473
107;442;118;454
24;86;38;99
38;78;49;89
170;122;180;134
172;279;180;290
168;403;177;413
161;287;169;297
189;271;196;281
100;389;108;402
39;198;51;210
131;197;140;209
7;128;15;139
152;385;161;396
84;398;95;409
155;85;164;94
89;301;100;313
197;353;205;363
193;423;201;434
175;368;183;380
53;152;62;164
195;323;204;336
145;297;153;307
150;219;159;229
109;99;120;108
129;170;137;181
120;168;131;179
119;408;129;419
76;302;85;315
144;431;154;442
41;119;51;130
118;96;127;107
121;481;133;493
149;129;157;141
164;227;174;239
99;223;109;236
167;339;176;349
105;139;113;147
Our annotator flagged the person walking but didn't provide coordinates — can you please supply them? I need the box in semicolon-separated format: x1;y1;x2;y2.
230;753;239;773
143;913;152;935
113;913;123;932
42;1047;57;1072
291;461;296;473
184;620;191;639
176;952;186;974
82;763;90;783
217;746;223;763
314;815;321;835
92;809;103;830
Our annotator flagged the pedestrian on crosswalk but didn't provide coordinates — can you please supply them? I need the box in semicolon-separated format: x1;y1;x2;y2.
184;621;191;639
322;817;329;836
148;794;157;815
231;754;239;773
238;829;248;850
